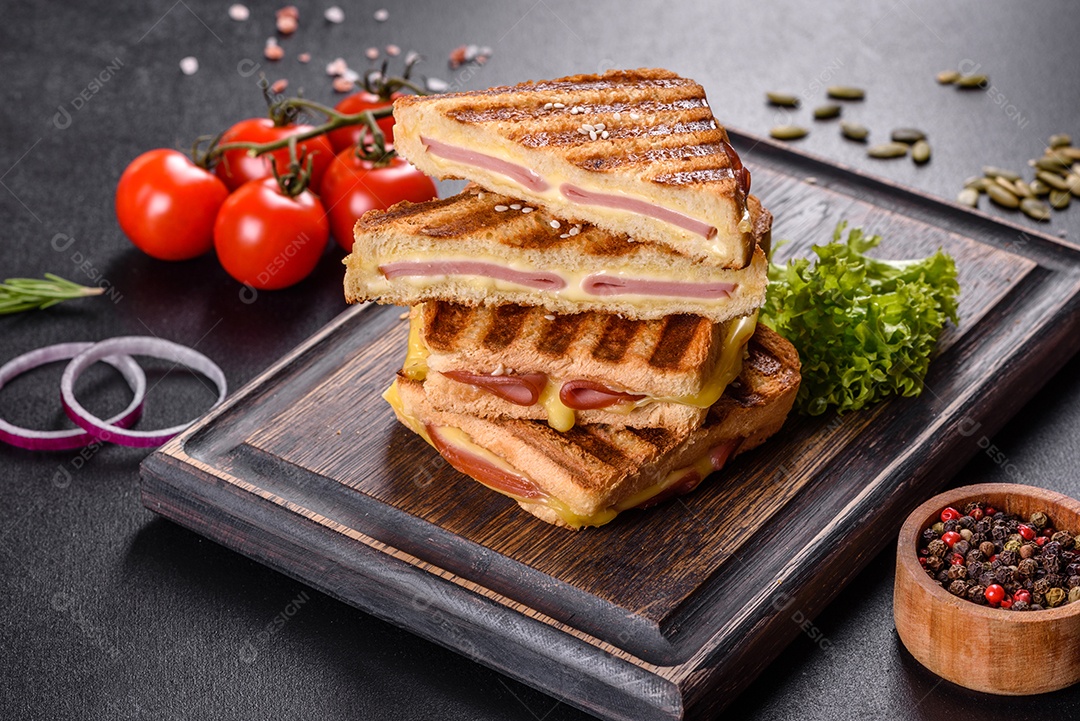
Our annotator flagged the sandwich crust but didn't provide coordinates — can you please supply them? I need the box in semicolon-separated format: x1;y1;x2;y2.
393;68;758;267
344;187;771;324
391;324;801;527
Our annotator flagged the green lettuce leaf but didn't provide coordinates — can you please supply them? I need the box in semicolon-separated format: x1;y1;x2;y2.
760;221;959;416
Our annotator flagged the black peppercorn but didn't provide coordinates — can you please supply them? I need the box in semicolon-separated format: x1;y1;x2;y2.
997;566;1017;585
943;519;960;533
975;519;991;535
1028;511;1049;530
1017;558;1039;578
998;549;1019;566
953;539;971;557
927;539;948;558
921;527;939;544
978;573;995;588
1068;575;1080;589
948;580;969;597
1051;531;1073;550
1034;578;1052;595
958;515;976;530
1044;541;1062;558
965;549;984;565
979;541;996;558
966;584;987;604
992;525;1008;541
947;564;968;580
1012;600;1030;612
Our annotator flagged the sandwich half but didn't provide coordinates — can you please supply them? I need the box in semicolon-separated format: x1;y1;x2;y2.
404;301;759;434
385;324;800;528
344;186;771;324
392;68;758;268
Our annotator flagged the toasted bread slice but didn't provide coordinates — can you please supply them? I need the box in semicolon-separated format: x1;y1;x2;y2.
412;302;759;434
393;68;759;268
386;324;800;528
344;186;771;324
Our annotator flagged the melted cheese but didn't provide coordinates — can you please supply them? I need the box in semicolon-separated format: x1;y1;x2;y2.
651;311;757;408
402;309;429;381
361;251;752;311
538;381;576;432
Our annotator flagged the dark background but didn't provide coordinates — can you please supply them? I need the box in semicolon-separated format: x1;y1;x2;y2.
2;1;1080;719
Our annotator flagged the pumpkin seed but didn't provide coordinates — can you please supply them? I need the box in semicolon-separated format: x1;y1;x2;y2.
767;92;800;107
964;176;988;191
827;85;865;100
770;124;809;140
936;70;960;84
867;142;909;159
983;166;1020;182
1037;170;1070;191
957;188;979;207
1012;180;1034;199
1058;147;1080;161
840;121;869;141
1035;156;1071;174
813;104;842;120
956;74;989;89
1049;190;1071;210
1067;174;1080;197
986;183;1019;209
1020;198;1051;221
995;177;1021;195
911;140;931;164
891;128;926;144
1030;179;1051;196
1049;134;1072;148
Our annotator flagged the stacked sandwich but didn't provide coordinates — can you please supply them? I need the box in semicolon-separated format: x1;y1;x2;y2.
344;68;800;529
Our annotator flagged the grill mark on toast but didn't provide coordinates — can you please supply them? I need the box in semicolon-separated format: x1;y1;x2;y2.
445;97;709;125
572;142;727;172
356;195;463;230
423;302;476;352
593;315;644;363
745;340;782;377
536;313;588;357
564;426;636;468
648;315;707;370
482;305;532;350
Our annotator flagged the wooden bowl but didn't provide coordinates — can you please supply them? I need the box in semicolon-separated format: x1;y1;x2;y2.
894;483;1080;695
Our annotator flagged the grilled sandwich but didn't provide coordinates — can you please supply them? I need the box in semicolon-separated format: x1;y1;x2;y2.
392;68;758;268
404;301;759;434
344;186;771;324
385;324;800;528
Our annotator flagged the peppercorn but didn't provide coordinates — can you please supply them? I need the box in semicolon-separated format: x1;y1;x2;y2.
932;521;945;535
971;508;985;522
966;549;984;565
1032;593;1046;607
959;528;974;542
937;570;951;584
958;515;976;531
947;564;968;580
940;507;961;523
1068;576;1080;589
991;525;1008;541
943;519;960;533
1051;531;1073;550
921;528;939;544
1043;541;1062;558
997;566;1017;585
964;583;986;604
953;539;971;557
1034;578;1052;595
1014;589;1032;604
1068;563;1080;577
1075;534;1080;550
1028;511;1049;530
984;584;1005;605
948;580;969;597
1070;587;1080;604
980;541;997;558
927;539;947;558
998;549;1019;567
1046;587;1068;607
1012;600;1030;612
1017;558;1039;578
942;531;963;548
1017;524;1036;541
976;519;991;535
1019;544;1036;560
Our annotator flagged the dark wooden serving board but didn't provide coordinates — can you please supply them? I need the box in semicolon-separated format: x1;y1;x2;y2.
141;130;1080;721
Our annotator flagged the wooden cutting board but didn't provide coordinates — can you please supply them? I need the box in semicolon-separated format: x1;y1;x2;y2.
140;131;1080;721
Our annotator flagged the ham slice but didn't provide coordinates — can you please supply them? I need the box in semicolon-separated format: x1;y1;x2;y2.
379;261;566;291
421;136;550;192
581;274;735;299
427;425;547;500
559;380;644;410
441;371;547;406
559;183;717;239
633;439;740;510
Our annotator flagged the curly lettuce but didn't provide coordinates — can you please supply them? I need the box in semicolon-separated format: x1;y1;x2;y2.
760;221;959;416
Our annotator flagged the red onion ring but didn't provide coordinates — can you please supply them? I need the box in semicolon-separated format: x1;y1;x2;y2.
61;336;227;448
0;342;146;451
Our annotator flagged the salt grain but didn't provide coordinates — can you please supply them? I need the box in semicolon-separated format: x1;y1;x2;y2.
179;56;198;75
324;6;344;23
426;77;449;92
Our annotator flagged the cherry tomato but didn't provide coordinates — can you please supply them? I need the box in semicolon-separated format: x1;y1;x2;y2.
320;149;437;251
214;118;335;192
213;178;329;290
116;149;229;261
327;92;401;152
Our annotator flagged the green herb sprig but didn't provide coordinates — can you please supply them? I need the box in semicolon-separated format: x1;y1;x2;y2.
761;221;960;416
0;274;104;315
